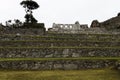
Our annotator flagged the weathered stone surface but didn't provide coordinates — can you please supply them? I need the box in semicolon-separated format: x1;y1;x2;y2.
0;60;117;70
90;20;100;28
115;62;120;70
45;54;53;58
62;49;70;57
0;48;119;58
64;63;78;70
53;64;63;70
72;53;80;57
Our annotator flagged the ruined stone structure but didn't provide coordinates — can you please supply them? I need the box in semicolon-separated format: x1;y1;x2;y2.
90;20;100;28
48;21;88;33
48;14;120;34
52;21;88;30
0;23;46;35
0;14;120;70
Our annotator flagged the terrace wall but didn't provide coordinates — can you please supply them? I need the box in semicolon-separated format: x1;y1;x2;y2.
0;60;116;70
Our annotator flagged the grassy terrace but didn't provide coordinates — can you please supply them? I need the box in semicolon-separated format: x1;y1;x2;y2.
1;33;120;38
0;34;119;80
0;69;119;80
0;57;120;61
1;34;120;41
0;40;120;43
47;32;120;34
0;47;120;49
47;32;120;36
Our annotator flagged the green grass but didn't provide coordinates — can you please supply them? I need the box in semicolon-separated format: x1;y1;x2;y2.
1;33;120;38
0;46;120;49
0;69;119;80
0;40;120;42
0;57;120;61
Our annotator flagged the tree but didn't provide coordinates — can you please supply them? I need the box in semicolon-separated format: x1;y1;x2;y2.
117;12;120;17
20;0;39;23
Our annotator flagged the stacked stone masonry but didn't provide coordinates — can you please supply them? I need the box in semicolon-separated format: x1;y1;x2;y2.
0;60;116;70
0;48;120;58
0;33;119;70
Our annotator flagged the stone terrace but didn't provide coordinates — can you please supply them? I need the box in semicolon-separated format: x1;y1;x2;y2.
0;32;120;70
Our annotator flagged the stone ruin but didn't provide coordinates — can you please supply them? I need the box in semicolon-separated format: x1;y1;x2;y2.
49;21;88;32
0;13;120;35
0;22;46;35
48;20;105;34
48;14;120;34
90;20;100;28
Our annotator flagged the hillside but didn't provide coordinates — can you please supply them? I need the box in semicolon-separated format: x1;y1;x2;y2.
101;16;120;30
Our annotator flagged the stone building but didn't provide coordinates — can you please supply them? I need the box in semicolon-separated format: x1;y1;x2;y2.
90;20;100;28
49;21;88;32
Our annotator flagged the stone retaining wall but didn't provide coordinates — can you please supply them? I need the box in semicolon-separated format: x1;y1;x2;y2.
1;28;45;35
0;60;116;70
0;48;119;58
0;34;120;41
48;28;120;34
115;61;120;70
0;32;119;70
0;41;120;47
